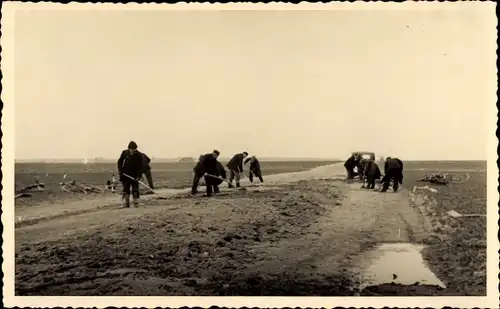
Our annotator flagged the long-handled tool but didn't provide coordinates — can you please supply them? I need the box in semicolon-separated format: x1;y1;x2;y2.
122;173;168;199
204;173;246;190
204;173;231;185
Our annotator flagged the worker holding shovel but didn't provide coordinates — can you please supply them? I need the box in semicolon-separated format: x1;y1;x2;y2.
117;141;148;208
191;150;221;197
227;151;248;188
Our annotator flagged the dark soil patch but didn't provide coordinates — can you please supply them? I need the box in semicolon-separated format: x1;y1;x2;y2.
405;168;487;296
360;283;445;296
16;181;347;296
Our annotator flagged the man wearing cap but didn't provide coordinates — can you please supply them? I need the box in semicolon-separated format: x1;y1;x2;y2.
244;156;264;183
191;150;221;197
117;141;147;207
227;151;249;188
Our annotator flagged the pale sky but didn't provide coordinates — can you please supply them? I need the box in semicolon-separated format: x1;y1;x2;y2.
14;6;496;160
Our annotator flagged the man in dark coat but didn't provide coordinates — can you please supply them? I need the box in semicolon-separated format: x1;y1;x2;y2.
358;157;369;181
244;156;264;183
344;153;358;181
364;154;382;189
191;150;221;196
117;141;148;207
141;152;154;190
227;151;249;188
381;157;404;192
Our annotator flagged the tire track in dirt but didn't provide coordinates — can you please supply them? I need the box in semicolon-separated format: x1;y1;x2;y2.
246;182;434;279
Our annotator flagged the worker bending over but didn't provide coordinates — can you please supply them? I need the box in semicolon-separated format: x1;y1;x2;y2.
191;150;221;197
141;152;154;190
244;156;264;183
381;157;404;192
227;151;248;188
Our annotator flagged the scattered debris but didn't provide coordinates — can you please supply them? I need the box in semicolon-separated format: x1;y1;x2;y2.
447;210;486;219
416;172;470;186
412;185;438;193
15;176;45;198
106;173;120;193
15;193;32;199
16;176;45;193
60;174;104;194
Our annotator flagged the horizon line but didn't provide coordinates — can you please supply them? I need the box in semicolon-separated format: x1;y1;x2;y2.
14;157;488;163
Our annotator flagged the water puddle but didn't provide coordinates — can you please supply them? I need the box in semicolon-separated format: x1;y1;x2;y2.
357;242;446;290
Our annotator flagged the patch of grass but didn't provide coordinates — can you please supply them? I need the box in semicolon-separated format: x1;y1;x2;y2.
403;162;487;296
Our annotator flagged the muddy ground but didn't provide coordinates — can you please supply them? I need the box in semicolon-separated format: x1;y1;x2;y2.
14;162;488;296
16;180;358;296
406;169;488;296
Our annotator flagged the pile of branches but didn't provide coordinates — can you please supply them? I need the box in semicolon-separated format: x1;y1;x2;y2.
15;176;45;199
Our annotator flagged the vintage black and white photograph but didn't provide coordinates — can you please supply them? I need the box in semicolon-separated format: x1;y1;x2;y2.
2;2;498;308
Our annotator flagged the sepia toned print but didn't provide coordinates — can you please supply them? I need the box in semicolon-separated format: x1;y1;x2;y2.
2;2;498;308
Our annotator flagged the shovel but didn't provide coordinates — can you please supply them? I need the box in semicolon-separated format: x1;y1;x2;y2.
204;173;246;190
447;210;486;218
122;173;168;200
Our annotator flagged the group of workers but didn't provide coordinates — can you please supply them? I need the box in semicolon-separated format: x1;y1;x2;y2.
116;141;264;207
344;153;404;193
191;150;263;197
116;141;404;208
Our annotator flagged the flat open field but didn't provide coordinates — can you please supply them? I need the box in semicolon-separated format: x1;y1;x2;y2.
14;160;488;296
15;160;337;207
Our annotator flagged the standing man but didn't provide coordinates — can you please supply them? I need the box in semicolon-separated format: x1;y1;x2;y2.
117;141;147;207
244;156;264;183
364;154;382;190
141;152;154;190
344;153;358;181
227;151;248;188
381;156;404;192
191;150;221;197
358;156;369;182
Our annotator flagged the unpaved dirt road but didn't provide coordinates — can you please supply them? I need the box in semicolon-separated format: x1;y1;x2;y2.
16;163;442;296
